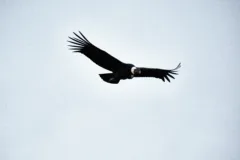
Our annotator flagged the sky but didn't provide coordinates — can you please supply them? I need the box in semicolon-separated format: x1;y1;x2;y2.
0;0;240;160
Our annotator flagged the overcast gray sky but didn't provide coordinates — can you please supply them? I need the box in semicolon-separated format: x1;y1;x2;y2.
1;0;240;160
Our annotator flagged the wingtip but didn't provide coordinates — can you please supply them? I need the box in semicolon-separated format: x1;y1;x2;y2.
78;31;91;43
173;62;181;70
178;62;182;68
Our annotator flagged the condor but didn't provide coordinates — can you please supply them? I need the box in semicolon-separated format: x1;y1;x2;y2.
67;31;181;84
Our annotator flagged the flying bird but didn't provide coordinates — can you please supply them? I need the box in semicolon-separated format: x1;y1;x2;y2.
67;31;181;84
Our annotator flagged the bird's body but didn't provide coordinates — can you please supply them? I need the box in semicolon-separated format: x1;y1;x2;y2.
68;31;181;84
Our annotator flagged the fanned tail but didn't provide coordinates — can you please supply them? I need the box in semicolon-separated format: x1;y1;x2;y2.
99;73;120;84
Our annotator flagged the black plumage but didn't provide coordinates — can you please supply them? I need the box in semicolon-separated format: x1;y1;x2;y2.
68;31;181;84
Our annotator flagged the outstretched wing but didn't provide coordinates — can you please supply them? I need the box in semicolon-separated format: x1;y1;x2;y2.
134;63;181;82
68;31;125;72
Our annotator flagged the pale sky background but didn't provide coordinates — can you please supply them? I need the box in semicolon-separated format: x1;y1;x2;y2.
1;0;240;160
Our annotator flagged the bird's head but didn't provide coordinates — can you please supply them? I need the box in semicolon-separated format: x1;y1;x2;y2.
131;67;141;75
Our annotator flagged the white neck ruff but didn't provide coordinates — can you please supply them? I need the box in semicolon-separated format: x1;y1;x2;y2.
131;67;137;74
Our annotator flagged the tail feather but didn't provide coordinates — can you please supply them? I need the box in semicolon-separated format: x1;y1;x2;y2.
99;73;120;84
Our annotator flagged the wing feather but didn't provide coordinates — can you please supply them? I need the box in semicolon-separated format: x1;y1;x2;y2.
68;31;125;72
